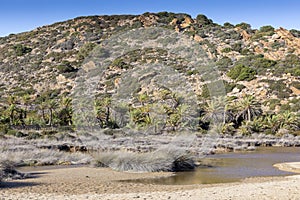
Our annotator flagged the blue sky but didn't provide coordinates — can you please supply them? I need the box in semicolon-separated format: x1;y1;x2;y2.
0;0;300;37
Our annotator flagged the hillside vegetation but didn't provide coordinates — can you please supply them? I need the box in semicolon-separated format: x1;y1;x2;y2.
0;12;299;137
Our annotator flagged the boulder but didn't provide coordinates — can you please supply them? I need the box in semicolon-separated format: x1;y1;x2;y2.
138;14;159;27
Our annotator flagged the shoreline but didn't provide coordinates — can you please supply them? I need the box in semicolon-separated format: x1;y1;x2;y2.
0;163;300;199
274;162;300;173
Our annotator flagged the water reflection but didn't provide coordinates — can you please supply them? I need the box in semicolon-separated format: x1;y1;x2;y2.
123;147;300;185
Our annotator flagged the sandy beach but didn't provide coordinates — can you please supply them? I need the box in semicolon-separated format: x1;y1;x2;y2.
0;164;300;200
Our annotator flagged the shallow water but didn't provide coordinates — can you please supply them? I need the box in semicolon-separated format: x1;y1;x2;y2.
129;147;300;185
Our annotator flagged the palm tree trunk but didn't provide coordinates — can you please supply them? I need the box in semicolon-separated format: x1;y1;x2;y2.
42;109;46;124
10;110;14;125
105;106;110;127
68;113;72;126
247;109;251;122
49;109;53;126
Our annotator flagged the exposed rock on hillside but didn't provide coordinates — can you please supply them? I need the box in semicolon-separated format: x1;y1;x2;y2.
0;12;299;114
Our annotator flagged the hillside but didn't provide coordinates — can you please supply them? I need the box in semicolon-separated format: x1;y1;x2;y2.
0;12;299;135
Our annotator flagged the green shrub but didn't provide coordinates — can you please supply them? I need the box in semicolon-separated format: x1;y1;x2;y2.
0;124;9;134
223;22;234;28
235;22;251;30
41;130;58;135
46;52;67;62
6;129;25;137
227;64;257;81
56;61;77;73
200;84;210;98
234;54;276;75
224;81;236;93
284;54;300;66
259;25;275;33
253;57;277;74
77;42;96;61
156;12;176;24
14;131;25;138
293;69;300;76
241;48;250;55
260;79;292;99
277;54;300;76
186;70;199;76
216;57;233;71
290;29;300;38
254;58;276;68
236;84;246;90
196;14;213;26
232;42;242;53
6;129;18;136
221;47;232;53
13;44;32;56
271;41;285;50
236;54;263;65
27;132;43;140
252;25;275;40
111;58;130;69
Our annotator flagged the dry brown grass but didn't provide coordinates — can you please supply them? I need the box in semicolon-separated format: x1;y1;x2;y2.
93;146;195;172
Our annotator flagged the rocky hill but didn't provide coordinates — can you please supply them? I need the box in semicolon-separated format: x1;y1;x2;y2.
0;12;299;131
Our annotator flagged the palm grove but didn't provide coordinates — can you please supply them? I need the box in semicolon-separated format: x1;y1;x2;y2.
0;86;299;137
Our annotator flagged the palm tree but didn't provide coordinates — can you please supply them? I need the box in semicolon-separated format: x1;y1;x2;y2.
137;93;149;106
237;121;252;136
278;111;299;131
20;94;31;124
95;97;113;128
248;116;264;133
127;92;153;129
7;104;16;125
58;97;73;126
212;122;235;135
202;96;227;125
129;103;152;128
38;101;48;124
7;95;18;125
165;104;188;131
262;111;299;135
46;99;58;126
263;114;280;134
235;95;262;123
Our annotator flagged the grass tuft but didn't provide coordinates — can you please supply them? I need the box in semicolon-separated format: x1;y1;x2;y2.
93;146;195;172
0;160;27;181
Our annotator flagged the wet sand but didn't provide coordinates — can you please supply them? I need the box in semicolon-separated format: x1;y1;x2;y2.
274;162;300;173
0;165;300;200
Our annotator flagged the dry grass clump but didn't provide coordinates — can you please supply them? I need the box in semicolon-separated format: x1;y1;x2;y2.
0;149;92;166
0;137;93;167
0;160;27;181
93;146;195;172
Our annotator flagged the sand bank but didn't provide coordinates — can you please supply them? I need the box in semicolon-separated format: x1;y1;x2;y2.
0;165;300;200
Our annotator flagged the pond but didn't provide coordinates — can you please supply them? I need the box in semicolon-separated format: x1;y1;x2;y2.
126;147;300;185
